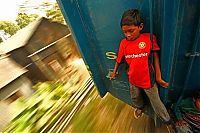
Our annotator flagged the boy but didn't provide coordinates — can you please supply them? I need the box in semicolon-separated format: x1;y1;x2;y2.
110;9;175;131
174;90;200;132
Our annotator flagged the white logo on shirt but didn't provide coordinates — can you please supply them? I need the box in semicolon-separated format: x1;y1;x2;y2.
125;53;148;59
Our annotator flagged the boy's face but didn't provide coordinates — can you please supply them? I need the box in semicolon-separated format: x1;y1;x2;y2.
122;23;143;41
194;98;200;110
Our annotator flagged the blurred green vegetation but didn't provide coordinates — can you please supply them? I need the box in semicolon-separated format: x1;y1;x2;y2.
4;81;73;133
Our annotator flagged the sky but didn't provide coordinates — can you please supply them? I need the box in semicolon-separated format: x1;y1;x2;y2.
0;0;56;21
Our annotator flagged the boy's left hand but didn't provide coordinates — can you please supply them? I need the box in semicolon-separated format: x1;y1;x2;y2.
156;79;169;88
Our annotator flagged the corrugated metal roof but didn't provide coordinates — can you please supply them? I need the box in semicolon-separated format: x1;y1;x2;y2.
0;17;44;53
0;55;27;89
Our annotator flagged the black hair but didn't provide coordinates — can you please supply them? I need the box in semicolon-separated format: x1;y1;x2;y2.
120;9;144;27
193;90;200;100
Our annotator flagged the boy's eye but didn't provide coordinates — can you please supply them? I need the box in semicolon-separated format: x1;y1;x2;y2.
124;30;134;34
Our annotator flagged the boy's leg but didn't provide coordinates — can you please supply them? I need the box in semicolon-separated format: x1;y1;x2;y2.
143;84;177;132
129;84;144;119
129;83;144;109
143;84;170;122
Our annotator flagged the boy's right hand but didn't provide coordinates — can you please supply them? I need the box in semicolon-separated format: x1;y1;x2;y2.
156;78;169;88
110;72;117;80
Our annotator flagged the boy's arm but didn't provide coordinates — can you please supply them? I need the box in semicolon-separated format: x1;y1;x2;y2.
153;52;169;88
110;62;119;80
174;100;189;127
110;41;123;80
175;104;183;120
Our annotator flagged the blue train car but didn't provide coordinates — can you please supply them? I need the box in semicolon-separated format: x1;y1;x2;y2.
57;0;200;123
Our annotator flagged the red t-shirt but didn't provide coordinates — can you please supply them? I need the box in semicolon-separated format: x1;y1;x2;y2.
116;33;160;89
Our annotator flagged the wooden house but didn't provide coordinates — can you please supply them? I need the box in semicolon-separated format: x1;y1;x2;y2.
0;54;32;101
0;17;81;84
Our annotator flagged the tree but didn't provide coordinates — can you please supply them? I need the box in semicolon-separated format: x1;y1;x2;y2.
0;21;20;35
46;3;65;24
16;13;39;29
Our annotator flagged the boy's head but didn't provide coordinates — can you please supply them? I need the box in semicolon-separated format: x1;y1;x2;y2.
193;90;200;110
120;9;144;41
120;9;144;27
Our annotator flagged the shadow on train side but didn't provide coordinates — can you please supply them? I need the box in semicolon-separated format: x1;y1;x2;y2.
57;0;200;125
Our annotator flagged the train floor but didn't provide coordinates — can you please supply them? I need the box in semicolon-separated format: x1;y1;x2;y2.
64;86;169;133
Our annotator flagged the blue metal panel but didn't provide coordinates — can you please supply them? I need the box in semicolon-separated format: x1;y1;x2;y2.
161;0;200;103
57;0;200;106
